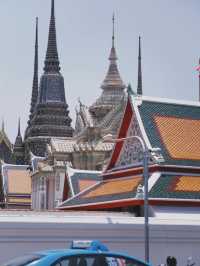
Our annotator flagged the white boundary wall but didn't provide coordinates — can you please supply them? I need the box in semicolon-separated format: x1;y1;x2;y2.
0;211;200;265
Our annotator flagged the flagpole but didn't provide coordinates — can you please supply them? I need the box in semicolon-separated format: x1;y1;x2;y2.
199;58;200;101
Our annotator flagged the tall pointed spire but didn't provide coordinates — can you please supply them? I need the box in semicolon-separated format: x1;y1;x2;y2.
109;13;117;62
14;118;24;165
17;118;21;137
14;118;23;147
30;17;39;116
25;0;73;159
1;119;4;132
101;14;125;90
137;36;142;95
44;0;60;73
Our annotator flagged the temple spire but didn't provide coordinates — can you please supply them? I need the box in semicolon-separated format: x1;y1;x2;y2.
17;118;21;137
14;118;24;165
1;119;4;132
14;118;23;147
137;36;142;95
101;15;125;90
44;0;60;73
30;17;38;116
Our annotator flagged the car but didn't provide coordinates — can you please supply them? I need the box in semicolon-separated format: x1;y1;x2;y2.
2;240;151;266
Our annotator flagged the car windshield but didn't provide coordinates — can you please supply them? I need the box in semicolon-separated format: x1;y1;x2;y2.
1;254;44;266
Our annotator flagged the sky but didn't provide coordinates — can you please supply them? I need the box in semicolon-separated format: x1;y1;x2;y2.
0;0;200;142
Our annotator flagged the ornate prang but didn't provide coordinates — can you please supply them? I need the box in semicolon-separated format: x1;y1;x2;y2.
89;14;126;120
137;36;142;95
101;14;125;90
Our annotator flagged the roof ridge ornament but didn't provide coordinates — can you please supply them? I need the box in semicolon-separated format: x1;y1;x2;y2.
127;83;136;96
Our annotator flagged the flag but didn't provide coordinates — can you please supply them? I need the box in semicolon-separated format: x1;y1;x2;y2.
196;65;200;72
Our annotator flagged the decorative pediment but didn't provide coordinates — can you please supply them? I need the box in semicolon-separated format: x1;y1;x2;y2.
115;113;144;168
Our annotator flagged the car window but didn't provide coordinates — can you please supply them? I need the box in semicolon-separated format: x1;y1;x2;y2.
53;256;95;266
1;254;44;266
52;255;147;266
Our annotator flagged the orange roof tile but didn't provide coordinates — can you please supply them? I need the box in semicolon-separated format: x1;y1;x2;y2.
7;169;31;194
8;197;31;204
154;115;200;160
174;176;200;192
82;176;142;198
79;180;98;192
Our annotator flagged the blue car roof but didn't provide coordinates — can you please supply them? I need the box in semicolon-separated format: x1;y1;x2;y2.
34;249;114;256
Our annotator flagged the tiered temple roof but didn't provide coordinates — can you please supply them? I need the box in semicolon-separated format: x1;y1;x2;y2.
59;95;200;210
0;122;13;164
1;164;31;209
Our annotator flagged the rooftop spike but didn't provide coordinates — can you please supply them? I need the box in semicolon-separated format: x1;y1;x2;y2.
44;0;60;73
137;36;142;95
30;17;39;116
112;13;115;48
109;14;117;61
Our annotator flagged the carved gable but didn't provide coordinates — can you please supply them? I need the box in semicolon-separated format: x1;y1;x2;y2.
115;110;144;168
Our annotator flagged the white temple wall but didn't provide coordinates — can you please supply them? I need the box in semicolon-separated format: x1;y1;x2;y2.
47;177;55;209
0;213;200;266
54;171;65;206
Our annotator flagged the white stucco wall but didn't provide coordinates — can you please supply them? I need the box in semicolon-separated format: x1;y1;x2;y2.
0;211;200;265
